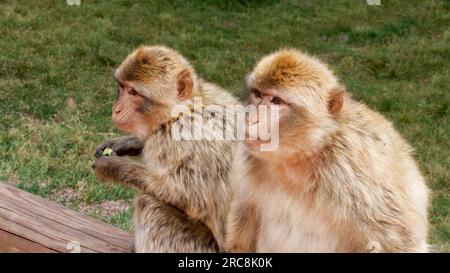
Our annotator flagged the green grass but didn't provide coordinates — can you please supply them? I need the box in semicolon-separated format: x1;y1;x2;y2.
0;0;448;251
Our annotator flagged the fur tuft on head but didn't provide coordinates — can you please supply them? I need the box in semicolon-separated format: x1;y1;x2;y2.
115;46;200;99
247;49;338;95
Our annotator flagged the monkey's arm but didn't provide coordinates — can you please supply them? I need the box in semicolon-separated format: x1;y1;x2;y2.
225;199;260;252
92;156;205;213
95;136;144;158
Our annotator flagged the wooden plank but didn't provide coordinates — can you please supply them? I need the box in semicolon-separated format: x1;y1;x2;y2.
0;183;133;253
0;229;57;253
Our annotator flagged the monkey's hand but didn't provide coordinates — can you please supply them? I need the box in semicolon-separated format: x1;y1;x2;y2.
92;156;122;182
95;136;144;158
92;156;154;192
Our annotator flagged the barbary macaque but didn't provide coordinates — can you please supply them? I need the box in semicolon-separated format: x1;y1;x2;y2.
93;46;238;252
226;49;429;252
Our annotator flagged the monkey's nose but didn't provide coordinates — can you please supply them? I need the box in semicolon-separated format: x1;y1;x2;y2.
247;111;259;125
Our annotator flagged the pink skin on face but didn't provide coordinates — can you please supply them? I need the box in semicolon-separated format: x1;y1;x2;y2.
112;81;151;139
244;88;290;151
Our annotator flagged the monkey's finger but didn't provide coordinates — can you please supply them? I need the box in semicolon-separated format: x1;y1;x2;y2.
94;139;117;158
95;149;109;158
95;144;108;158
112;143;138;157
95;148;119;159
91;161;98;169
95;145;114;158
91;158;105;169
94;149;104;158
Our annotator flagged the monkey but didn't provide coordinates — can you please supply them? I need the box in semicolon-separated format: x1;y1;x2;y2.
225;49;429;253
94;135;144;158
92;45;239;252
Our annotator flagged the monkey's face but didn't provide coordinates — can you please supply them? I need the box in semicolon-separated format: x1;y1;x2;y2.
244;49;344;157
112;46;195;140
112;81;167;139
244;87;291;152
244;85;342;157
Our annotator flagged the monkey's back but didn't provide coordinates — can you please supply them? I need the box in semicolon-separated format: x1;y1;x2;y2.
139;80;238;250
326;97;429;252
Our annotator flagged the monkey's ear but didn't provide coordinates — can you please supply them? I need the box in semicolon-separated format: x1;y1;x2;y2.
328;88;344;115
176;69;193;100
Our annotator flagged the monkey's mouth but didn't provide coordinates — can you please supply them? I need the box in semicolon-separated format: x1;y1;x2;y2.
244;138;274;150
244;138;260;150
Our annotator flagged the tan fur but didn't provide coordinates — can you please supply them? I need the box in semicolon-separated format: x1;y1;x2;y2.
247;49;338;94
115;46;201;102
226;49;429;253
94;46;238;252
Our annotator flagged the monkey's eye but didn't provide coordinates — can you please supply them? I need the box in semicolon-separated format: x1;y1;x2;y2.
252;89;262;98
271;97;283;105
129;89;138;96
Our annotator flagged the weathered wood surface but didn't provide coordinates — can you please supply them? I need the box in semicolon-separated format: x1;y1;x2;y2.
0;183;133;253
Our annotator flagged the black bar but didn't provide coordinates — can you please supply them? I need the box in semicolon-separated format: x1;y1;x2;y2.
0;253;446;272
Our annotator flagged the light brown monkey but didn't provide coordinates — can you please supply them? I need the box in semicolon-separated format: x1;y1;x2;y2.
226;49;429;253
92;46;238;252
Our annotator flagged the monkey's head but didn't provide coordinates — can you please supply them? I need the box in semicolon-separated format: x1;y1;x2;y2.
112;46;199;139
245;49;345;158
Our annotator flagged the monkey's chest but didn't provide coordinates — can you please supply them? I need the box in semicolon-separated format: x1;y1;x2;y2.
142;147;170;174
256;189;339;253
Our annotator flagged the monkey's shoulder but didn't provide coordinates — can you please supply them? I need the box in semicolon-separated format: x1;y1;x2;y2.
143;130;236;172
338;100;412;154
199;80;239;106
